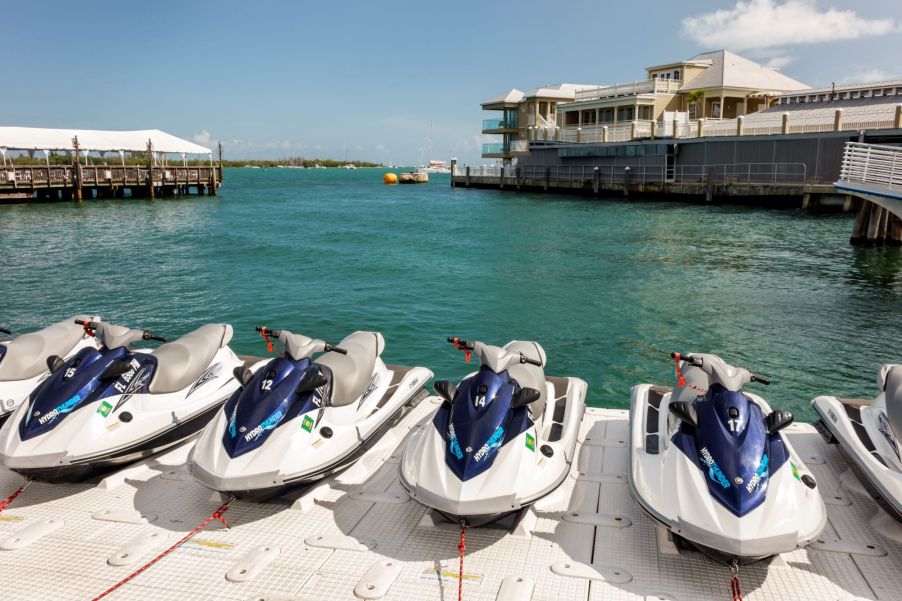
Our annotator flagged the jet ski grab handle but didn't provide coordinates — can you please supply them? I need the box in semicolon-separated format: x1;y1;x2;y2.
75;319;166;343
670;352;769;387
255;327;347;354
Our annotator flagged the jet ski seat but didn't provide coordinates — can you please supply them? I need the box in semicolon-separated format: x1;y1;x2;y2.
277;331;319;360
0;315;91;381
149;324;233;394
504;341;548;420
97;323;147;350
884;365;902;442
317;331;384;407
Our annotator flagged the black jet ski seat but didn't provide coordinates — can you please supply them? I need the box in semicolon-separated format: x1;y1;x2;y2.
883;364;902;442
316;331;384;407
504;341;548;420
149;324;233;394
0;315;93;381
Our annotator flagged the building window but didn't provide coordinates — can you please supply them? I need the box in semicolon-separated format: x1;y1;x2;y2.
638;106;652;120
884;88;893;95
851;91;860;98
652;73;657;80
673;70;680;80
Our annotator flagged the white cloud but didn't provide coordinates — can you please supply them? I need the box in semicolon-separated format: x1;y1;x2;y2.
682;0;896;51
192;129;212;145
839;68;898;84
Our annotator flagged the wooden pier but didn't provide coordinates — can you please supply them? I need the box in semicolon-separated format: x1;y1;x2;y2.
0;164;222;202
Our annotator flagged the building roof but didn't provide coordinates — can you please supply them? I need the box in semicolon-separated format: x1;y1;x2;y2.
522;83;597;100
784;79;902;96
481;89;525;107
0;127;212;154
679;50;807;93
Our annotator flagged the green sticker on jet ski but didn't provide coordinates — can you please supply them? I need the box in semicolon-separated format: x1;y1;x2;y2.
791;461;801;481
525;433;535;451
302;415;315;432
97;401;112;417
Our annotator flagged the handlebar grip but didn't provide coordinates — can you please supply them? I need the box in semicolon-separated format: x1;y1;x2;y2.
447;337;475;350
0;327;10;335
520;354;542;367
75;319;89;326
142;331;167;342
671;352;701;367
255;326;282;337
752;374;770;385
325;343;348;355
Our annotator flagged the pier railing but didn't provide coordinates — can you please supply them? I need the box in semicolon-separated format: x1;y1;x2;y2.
838;142;902;192
454;162;808;186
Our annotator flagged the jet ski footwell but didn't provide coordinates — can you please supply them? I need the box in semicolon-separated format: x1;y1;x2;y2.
0;406;899;601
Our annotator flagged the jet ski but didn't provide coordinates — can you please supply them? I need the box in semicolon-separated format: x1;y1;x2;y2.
0;316;100;425
812;364;902;521
0;319;242;481
400;338;588;526
629;352;826;563
190;327;433;500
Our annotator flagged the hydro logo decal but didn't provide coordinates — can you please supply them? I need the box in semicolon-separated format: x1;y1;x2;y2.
244;409;284;442
699;446;731;489
474;426;505;462
227;402;238;438
187;363;221;397
745;454;769;493
448;422;463;460
39;393;82;425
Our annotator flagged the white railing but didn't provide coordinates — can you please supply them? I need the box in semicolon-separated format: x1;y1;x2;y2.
573;79;680;103
838;142;902;191
454;162;808;185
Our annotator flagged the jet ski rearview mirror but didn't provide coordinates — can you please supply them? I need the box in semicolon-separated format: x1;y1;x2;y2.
298;371;328;393
511;387;541;409
233;365;254;387
669;400;698;428
765;409;793;435
433;380;457;403
99;360;134;381
46;355;65;373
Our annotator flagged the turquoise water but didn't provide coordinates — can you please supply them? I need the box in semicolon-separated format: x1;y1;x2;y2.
1;168;900;419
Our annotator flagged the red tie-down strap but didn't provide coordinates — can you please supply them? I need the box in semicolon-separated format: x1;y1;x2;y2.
0;479;31;514
259;327;274;353
458;524;468;601
89;497;235;601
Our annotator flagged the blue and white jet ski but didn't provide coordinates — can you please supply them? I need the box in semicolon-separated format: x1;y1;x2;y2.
0;319;242;481
629;352;826;563
190;327;433;500
0;316;100;425
400;338;587;526
812;363;902;522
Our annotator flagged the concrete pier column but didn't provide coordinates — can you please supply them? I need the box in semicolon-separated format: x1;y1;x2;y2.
450;158;457;188
697;119;705;138
650;121;657;139
602;126;609;143
834;109;844;132
895;104;902;129
465;166;470;187
593;166;599;194
576;127;582;144
672;117;679;138
630;121;637;139
782;113;790;135
737;116;744;136
623;167;631;198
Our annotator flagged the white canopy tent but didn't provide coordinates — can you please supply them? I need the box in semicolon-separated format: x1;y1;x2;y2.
0;127;212;166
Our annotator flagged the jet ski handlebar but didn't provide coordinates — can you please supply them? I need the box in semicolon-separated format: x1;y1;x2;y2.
671;352;769;385
0;326;10;335
142;331;167;342
750;374;770;385
256;327;346;354
520;353;543;366
448;337;476;350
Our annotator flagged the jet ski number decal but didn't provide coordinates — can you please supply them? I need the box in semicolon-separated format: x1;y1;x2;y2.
38;393;82;425
699;447;731;489
474;426;505;462
244;409;284;442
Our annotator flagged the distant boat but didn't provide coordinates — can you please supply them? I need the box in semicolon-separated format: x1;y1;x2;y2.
343;164;357;170
419;160;451;174
314;164;326;169
244;165;261;169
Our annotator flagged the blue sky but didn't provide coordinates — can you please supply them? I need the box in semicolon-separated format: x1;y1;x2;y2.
5;1;901;163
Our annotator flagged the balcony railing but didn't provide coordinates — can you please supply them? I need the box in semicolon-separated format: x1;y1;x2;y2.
482;118;518;131
482;143;506;155
573;79;681;103
838;142;902;192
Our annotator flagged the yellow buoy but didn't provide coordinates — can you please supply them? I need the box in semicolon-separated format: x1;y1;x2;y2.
383;172;398;185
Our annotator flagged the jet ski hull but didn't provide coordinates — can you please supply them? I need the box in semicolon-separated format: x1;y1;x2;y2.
401;375;587;526
812;394;902;522
630;382;826;563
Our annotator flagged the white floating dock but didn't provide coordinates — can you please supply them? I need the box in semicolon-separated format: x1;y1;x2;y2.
0;400;900;601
